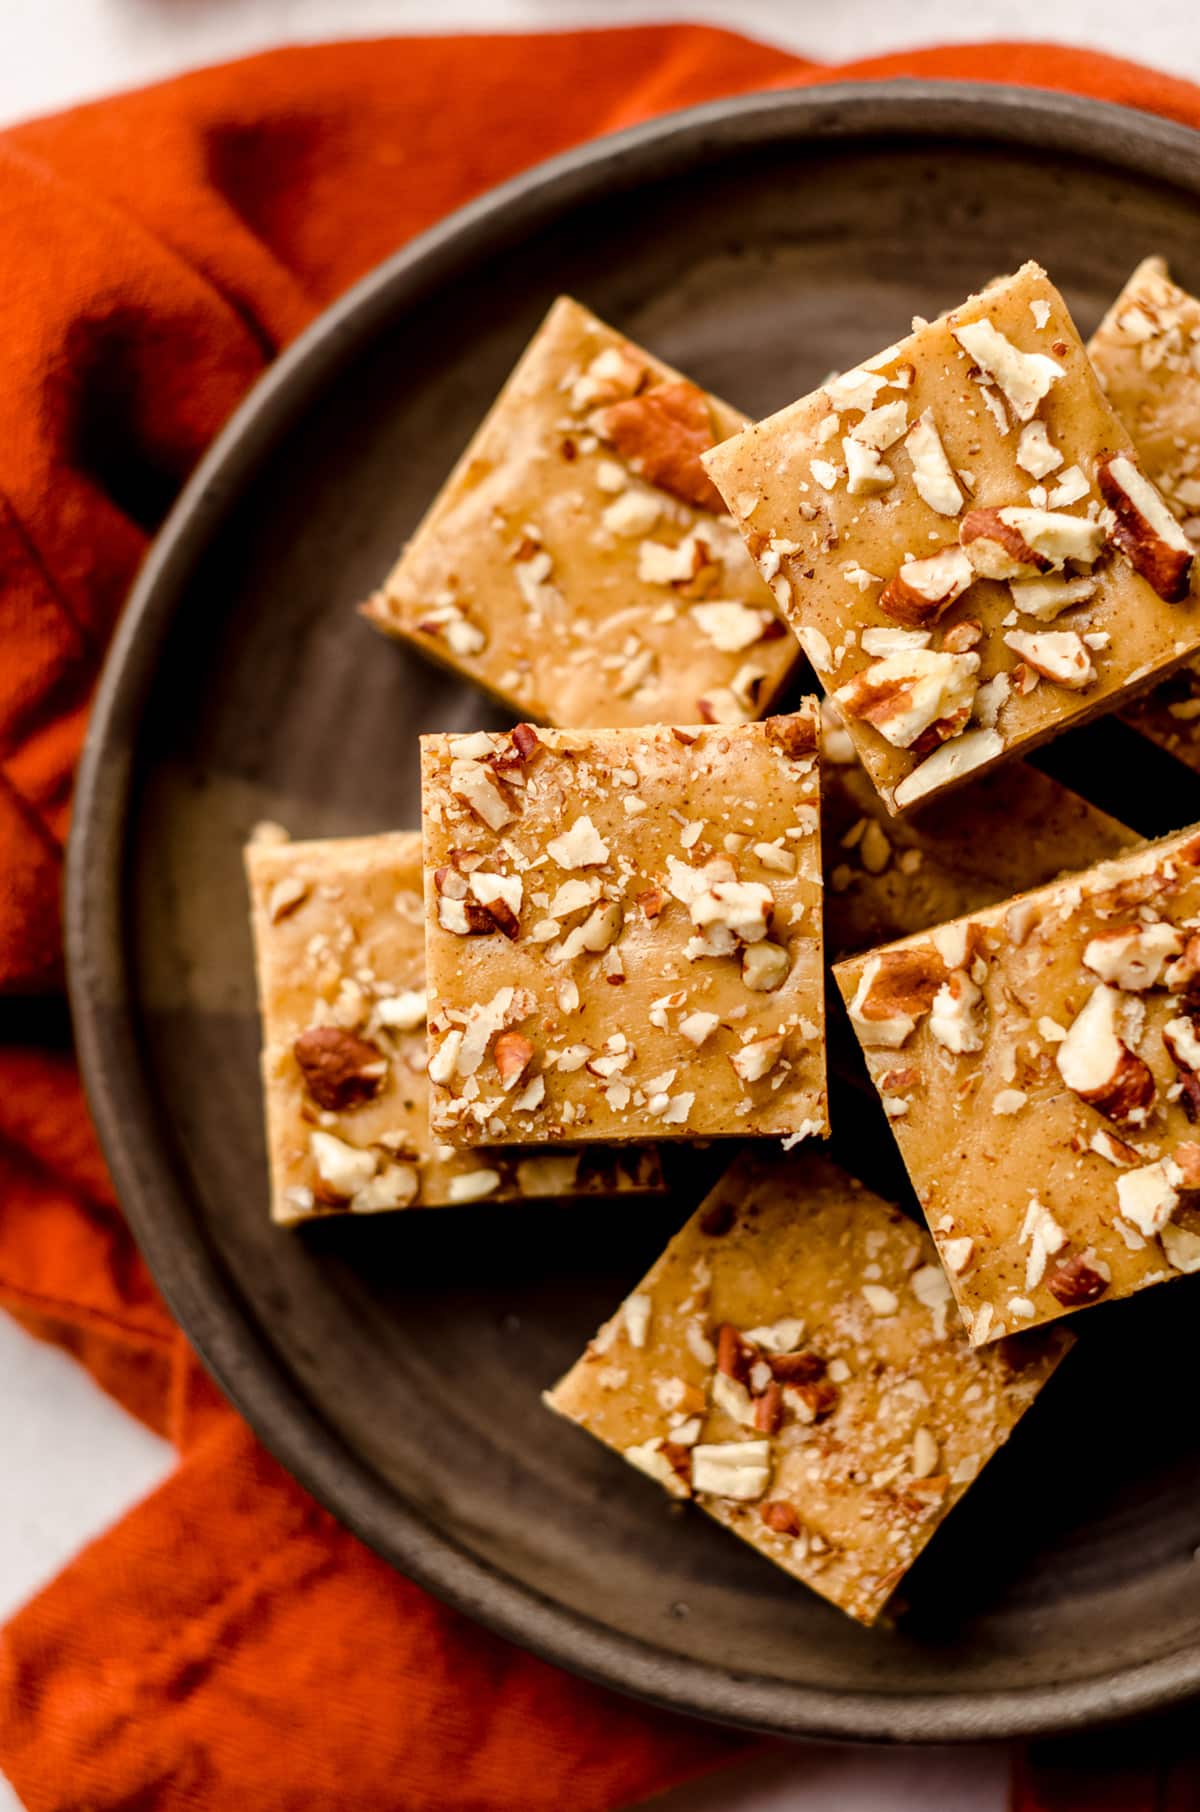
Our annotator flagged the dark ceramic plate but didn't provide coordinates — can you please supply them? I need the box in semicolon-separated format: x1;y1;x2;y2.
67;83;1200;1742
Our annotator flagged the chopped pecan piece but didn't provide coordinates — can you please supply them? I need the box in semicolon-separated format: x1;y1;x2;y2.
1045;1253;1111;1307
1176;1056;1200;1126
1167;934;1200;994
960;507;1051;579
961;507;1102;579
835;650;978;751
1098;452;1193;602
488;722;541;772
293;1027;387;1112
879;547;974;627
846;946;947;1048
764;713;818;758
753;1382;784;1435
658;1441;694;1488
767;1350;827;1385
1056;984;1155;1127
759;1500;803;1537
494;1031;535;1089
716;1322;757;1384
592;379;722;511
788;1378;839;1423
900;1476;951;1511
480;898;520;939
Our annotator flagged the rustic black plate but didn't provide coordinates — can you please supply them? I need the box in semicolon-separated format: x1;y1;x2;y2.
67;83;1200;1742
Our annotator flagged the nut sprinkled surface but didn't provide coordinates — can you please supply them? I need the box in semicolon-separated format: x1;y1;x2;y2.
362;296;797;729
545;1149;1069;1625
420;713;826;1144
835;820;1200;1341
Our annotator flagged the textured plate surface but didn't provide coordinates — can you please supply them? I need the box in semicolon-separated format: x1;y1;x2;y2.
67;83;1200;1741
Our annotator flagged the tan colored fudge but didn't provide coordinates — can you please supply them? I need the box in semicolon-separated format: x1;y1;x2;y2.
1089;256;1200;766
362;296;798;728
835;821;1200;1344
819;699;1136;958
246;830;663;1223
704;261;1199;814
420;712;826;1146
546;1149;1069;1625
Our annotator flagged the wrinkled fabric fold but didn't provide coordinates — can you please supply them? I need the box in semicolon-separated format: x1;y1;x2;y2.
0;26;1196;1810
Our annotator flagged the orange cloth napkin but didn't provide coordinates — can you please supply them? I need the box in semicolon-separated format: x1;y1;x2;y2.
1;25;1199;1811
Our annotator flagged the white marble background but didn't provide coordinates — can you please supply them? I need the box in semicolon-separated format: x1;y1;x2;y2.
1;3;1193;1808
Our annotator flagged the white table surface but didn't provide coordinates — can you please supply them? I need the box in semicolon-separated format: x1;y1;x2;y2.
1;4;1192;1808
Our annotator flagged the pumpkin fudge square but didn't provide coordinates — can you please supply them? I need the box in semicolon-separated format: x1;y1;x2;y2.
835;821;1200;1345
704;261;1198;813
246;830;663;1224
546;1149;1069;1625
363;296;798;729
420;711;826;1146
1088;256;1200;766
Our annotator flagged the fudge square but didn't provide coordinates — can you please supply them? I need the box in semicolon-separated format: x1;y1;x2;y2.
245;830;663;1224
834;821;1200;1346
703;261;1199;814
1088;257;1200;768
362;295;798;729
545;1149;1069;1625
819;698;1135;960
420;710;826;1146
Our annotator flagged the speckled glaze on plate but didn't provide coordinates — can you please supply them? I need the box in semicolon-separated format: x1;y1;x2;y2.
67;83;1200;1742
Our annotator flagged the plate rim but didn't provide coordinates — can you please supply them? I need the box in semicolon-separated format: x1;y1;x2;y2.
65;78;1200;1743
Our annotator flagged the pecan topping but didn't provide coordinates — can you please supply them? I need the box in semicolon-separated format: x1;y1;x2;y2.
880;547;973;627
764;713;818;759
592;379;722;510
716;1322;756;1384
960;507;1051;578
900;1477;951;1512
788;1378;839;1423
1056;984;1156;1128
767;1350;827;1385
847;947;948;1048
1173;1140;1200;1190
1045;1253;1111;1307
753;1381;784;1435
494;1031;535;1089
488;722;542;772
1098;452;1193;602
293;1027;387;1112
759;1500;803;1537
481;898;520;940
659;1442;694;1488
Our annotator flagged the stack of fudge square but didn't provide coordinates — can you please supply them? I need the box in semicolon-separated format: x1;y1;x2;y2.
247;255;1200;1627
